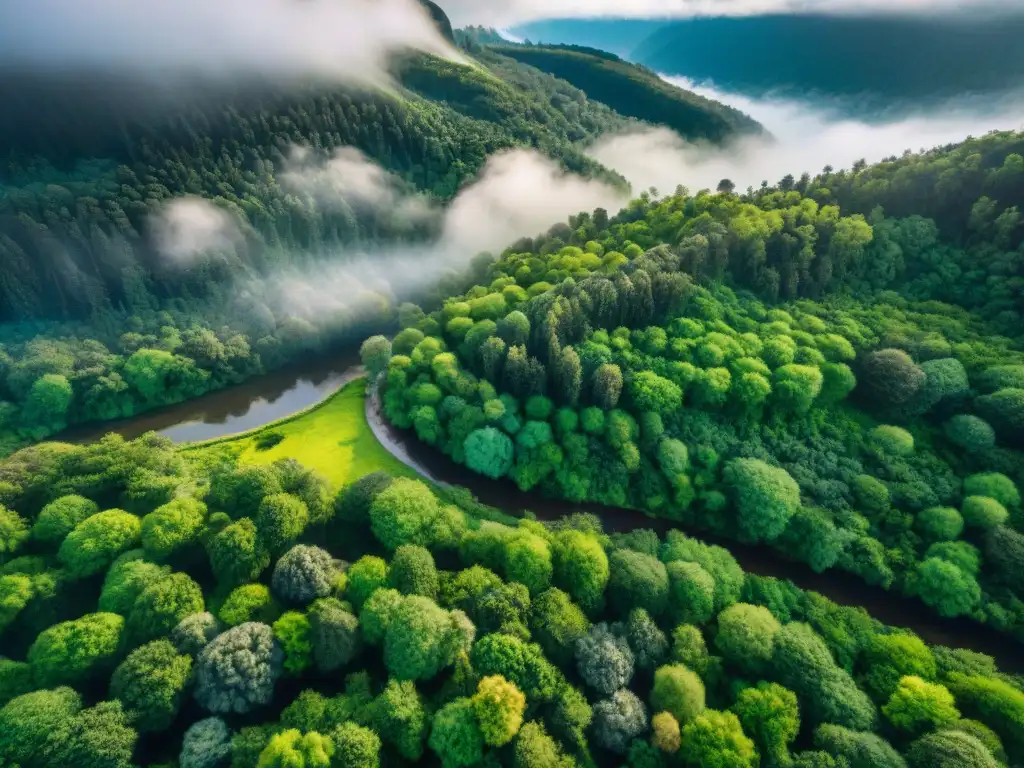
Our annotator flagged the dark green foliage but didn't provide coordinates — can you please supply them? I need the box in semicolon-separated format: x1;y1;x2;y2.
126;571;205;645
591;688;648;755
905;730;999;768
206;518;270;588
389;545;439;599
575;622;635;695
194;622;283;714
271;545;338;606
0;686;82;767
180;717;232;768
814;724;906;768
607;548;669;617
109;639;192;732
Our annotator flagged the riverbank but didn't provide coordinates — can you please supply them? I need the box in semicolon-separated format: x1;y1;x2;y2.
364;387;1024;670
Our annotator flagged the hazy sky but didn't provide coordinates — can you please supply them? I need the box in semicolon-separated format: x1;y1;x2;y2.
0;0;457;86
589;76;1024;193
441;0;1019;27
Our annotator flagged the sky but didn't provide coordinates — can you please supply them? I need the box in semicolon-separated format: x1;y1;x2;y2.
440;0;1019;27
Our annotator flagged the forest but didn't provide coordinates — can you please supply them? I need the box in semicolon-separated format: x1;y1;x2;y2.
1;436;1022;768
373;128;1024;640
1;2;1024;767
0;33;756;454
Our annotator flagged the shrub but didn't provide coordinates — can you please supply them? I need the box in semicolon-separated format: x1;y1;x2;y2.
110;639;192;732
254;431;286;451
194;622;283;714
723;459;800;543
272;545;338;605
58;509;141;578
28;611;124;688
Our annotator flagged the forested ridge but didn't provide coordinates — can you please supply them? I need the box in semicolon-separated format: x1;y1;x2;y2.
0;34;757;454
371;128;1024;643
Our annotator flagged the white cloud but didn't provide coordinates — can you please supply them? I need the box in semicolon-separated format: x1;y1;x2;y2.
251;147;627;320
588;77;1024;193
442;0;1017;27
0;0;458;87
152;198;242;264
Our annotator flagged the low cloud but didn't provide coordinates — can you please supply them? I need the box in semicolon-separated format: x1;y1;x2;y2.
152;198;242;265
157;147;627;323
589;77;1024;194
281;146;435;223
0;0;458;87
445;0;1020;27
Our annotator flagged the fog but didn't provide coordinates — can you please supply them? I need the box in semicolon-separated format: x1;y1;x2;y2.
0;0;458;88
443;0;1020;26
589;77;1024;194
154;147;627;323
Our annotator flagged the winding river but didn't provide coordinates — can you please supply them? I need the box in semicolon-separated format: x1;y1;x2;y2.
60;353;1024;671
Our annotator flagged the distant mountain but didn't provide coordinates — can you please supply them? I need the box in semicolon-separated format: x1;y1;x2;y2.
517;13;1024;111
418;0;456;44
493;44;762;142
513;18;670;58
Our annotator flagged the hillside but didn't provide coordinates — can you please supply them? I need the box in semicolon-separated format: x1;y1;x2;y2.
514;17;671;58
490;44;763;142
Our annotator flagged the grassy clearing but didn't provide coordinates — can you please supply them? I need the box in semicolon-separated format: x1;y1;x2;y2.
188;378;416;488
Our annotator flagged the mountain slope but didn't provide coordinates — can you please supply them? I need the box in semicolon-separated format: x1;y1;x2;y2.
491;44;763;142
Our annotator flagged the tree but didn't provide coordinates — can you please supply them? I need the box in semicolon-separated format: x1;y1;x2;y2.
593;363;623;409
0;687;82;768
670;624;710;674
255;493;309;555
715;603;781;676
206;518;270;587
127;571;205;644
961;496;1008;531
723;459;800;543
651;664;705;725
272;611;313;675
607;548;669;617
913;557;981;618
944;415;995;451
464;427;515;479
0;507;28;565
883;676;960;735
384;595;468;681
369;679;427;760
370;478;440;550
621;608;668;669
591;689;648;755
272;545;338;605
58;509;141;578
530;588;590;666
43;699;138;768
962;472;1020;509
389;544;439;599
552;529;609;616
906;730;1000;768
361;335;392;381
916;507;964;543
179;717;232;768
28;612;124;688
31;495;98;546
307;597;360;672
859;349;925;407
945;673;1024;760
359;587;404;645
576;622;635;695
732;683;800;768
428;697;484;768
22;374;73;433
347;555;390;609
208;465;283;519
257;729;334;768
141;496;207;560
219;584;280;627
663;561;712;626
473;675;526;746
679;710;757;768
110;639;192;732
814;724;906;768
773;364;824;413
194;622;283;714
860;633;937;702
513;721;572;768
652;711;681;752
171;612;221;656
330;722;381;768
629;371;682;415
334;471;393;527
